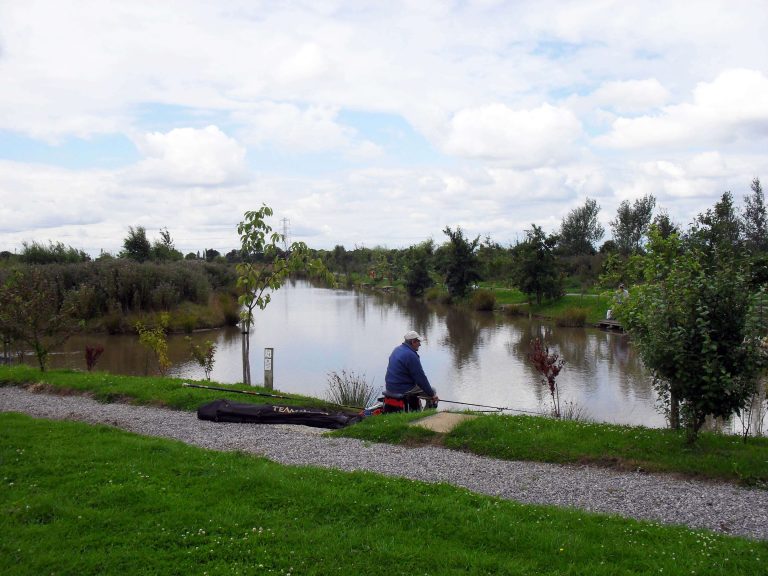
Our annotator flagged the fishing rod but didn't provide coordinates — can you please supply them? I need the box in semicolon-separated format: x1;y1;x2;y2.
181;382;365;411
182;382;297;400
420;397;541;415
183;383;538;415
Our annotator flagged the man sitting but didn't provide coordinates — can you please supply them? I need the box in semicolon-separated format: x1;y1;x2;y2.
383;330;439;412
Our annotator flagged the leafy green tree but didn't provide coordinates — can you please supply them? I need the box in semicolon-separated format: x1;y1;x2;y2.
616;227;762;442
204;249;221;262
743;177;767;253
236;205;331;386
122;226;152;262
327;245;350;276
404;241;435;297
558;198;605;256
610;194;656;255
477;236;513;281
438;226;481;299
690;191;742;255
512;224;562;304
0;267;80;370
151;228;183;261
135;313;171;376
651;210;678;239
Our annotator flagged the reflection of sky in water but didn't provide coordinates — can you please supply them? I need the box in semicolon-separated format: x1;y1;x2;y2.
42;280;758;432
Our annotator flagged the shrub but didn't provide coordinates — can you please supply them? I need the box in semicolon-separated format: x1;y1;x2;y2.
425;286;452;305
527;338;566;418
556;307;588;327
471;289;496;311
424;286;442;301
151;281;180;310
501;304;527;317
187;337;217;380
217;293;241;327
135;313;171;376
84;345;104;371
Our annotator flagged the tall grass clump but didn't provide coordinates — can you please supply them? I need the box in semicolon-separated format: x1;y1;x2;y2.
555;307;588;327
424;286;452;304
471;288;496;311
501;304;527;317
325;369;378;408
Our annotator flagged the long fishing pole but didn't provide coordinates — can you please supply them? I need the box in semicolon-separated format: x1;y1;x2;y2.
421;397;541;415
182;382;296;400
181;382;365;411
183;383;538;415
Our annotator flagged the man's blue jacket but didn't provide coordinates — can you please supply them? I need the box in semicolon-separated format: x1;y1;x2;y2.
384;343;435;396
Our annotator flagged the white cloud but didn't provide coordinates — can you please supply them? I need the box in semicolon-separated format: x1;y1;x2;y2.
442;103;583;167
589;79;670;114
128;126;247;186
597;69;768;148
1;1;768;256
234;102;380;159
276;42;331;85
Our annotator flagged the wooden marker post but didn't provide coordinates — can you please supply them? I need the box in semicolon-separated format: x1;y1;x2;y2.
264;347;274;390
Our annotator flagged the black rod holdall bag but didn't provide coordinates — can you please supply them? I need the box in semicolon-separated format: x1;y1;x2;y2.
197;399;362;429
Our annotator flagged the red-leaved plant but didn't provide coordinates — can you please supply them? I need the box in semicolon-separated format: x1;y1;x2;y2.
85;345;104;372
527;338;566;418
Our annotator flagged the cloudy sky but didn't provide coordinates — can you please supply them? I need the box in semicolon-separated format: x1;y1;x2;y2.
1;0;767;256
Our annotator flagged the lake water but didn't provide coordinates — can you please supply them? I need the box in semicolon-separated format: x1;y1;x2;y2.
29;279;764;433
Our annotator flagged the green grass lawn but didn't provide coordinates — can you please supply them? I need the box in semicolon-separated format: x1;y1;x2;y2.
2;413;765;575
2;365;767;486
478;284;612;324
0;364;344;412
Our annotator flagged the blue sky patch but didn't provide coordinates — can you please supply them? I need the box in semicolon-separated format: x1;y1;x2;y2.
0;131;139;169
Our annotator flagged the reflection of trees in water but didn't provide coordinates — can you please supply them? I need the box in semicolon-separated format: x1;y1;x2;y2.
354;291;367;324
219;326;242;345
400;298;435;340
441;309;498;369
504;321;656;405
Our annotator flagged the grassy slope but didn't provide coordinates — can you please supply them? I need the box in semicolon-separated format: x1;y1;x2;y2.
2;413;765;576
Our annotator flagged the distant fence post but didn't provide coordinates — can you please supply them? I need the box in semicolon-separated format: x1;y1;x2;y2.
264;347;274;390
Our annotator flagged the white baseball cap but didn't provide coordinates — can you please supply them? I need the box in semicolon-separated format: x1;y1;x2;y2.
404;330;422;341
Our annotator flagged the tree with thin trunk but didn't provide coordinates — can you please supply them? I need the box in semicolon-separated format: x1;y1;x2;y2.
616;226;761;442
527;338;565;418
236;206;332;386
0;267;80;371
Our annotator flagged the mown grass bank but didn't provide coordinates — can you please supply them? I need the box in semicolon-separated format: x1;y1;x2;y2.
0;365;339;412
1;413;766;576
2;366;767;487
331;409;768;487
491;288;612;324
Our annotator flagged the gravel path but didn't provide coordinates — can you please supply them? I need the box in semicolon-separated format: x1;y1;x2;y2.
2;386;767;541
